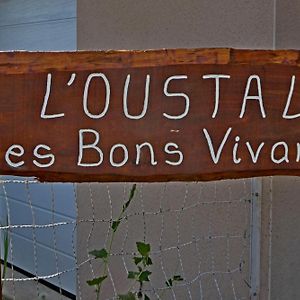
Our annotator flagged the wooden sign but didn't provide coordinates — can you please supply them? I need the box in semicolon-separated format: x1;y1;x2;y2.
1;48;300;182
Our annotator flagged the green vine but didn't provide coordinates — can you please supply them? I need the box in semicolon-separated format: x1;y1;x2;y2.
87;184;183;300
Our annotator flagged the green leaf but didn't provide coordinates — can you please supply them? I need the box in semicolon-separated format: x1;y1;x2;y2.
112;220;121;232
166;279;173;287
133;256;143;265
173;275;184;281
89;248;108;259
118;292;136;300
138;270;152;282
146;257;152;266
136;242;150;257
128;271;138;279
86;275;107;286
141;256;152;267
144;294;150;300
166;275;184;287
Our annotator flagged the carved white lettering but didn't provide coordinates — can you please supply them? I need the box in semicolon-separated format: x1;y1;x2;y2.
164;142;184;166
5;145;25;168
271;142;289;164
202;74;230;118
163;75;189;119
123;74;150;119
83;73;110;119
282;75;300;119
78;129;103;167
33;144;55;168
203;127;232;164
239;75;266;118
246;142;265;163
233;136;241;164
136;142;157;165
41;73;65;119
109;144;129;167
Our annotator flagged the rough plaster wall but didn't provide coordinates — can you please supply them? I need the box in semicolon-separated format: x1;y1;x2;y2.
77;0;273;50
260;176;300;300
269;177;300;300
77;0;274;299
258;2;300;299
276;1;300;49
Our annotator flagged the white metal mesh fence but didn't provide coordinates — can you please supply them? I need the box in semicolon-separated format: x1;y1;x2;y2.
77;181;251;299
0;178;252;300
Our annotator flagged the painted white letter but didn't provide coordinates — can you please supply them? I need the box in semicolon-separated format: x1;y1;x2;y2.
203;127;232;164
233;136;241;164
297;143;300;162
109;144;129;167
164;142;184;166
202;74;230;118
123;74;150;119
282;75;300;119
246;142;265;163
78;129;103;166
239;75;266;118
136;142;158;165
41;73;65;119
5;145;25;168
83;73;110;119
33;144;55;168
271;142;289;164
163;75;189;119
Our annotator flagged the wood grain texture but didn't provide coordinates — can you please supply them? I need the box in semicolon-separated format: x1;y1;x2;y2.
1;48;300;74
0;48;300;182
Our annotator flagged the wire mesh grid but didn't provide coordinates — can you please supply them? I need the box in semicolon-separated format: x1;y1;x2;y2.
0;178;252;300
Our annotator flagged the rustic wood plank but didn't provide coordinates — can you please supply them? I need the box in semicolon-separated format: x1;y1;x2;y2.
0;48;299;182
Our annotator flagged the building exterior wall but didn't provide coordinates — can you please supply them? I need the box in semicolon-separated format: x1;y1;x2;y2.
76;1;275;299
1;0;300;299
77;0;274;50
260;4;300;300
265;177;300;300
276;1;300;49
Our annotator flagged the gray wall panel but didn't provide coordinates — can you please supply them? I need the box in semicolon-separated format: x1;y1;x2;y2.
78;0;274;50
261;2;300;299
270;177;300;300
276;1;300;49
